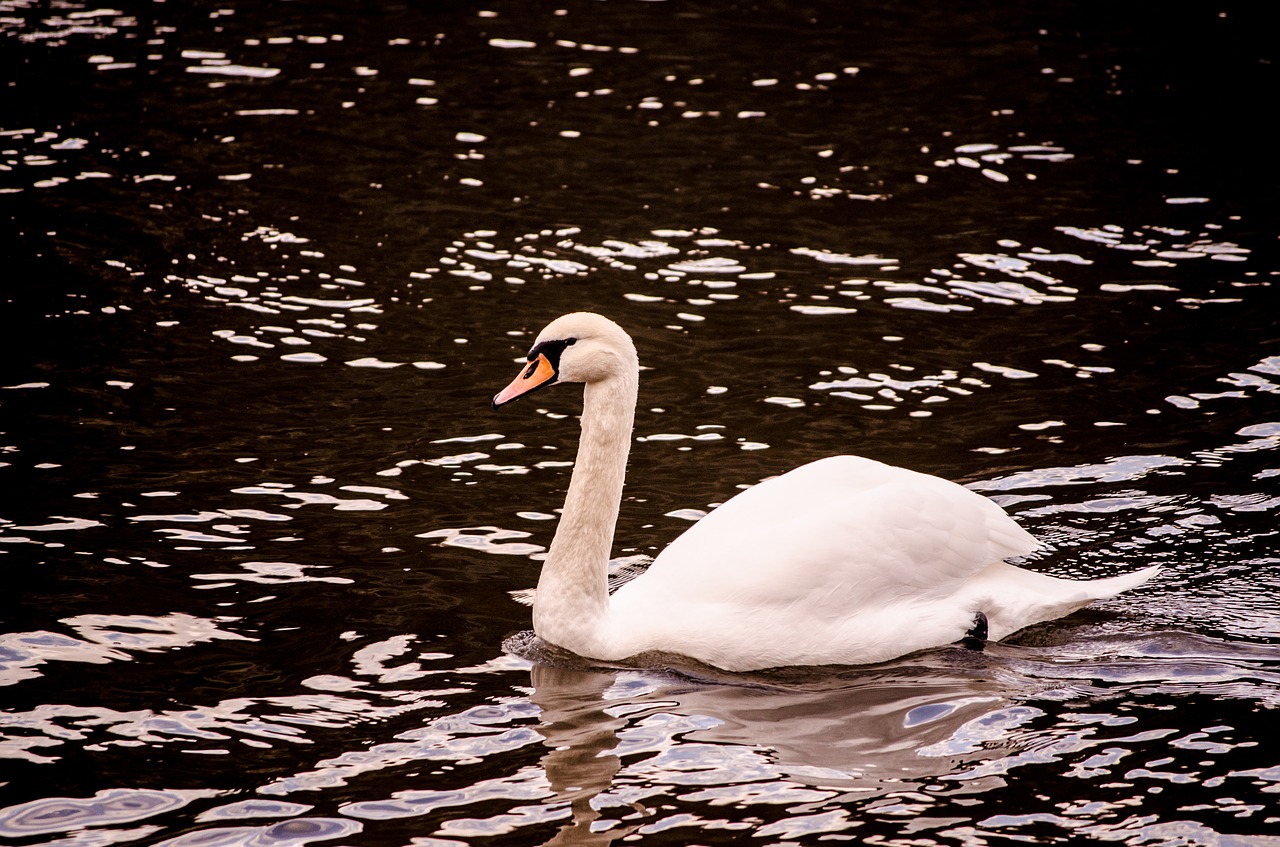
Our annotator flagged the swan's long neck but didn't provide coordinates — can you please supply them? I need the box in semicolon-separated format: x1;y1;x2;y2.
533;368;637;657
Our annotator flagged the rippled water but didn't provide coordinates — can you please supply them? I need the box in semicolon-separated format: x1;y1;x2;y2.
3;1;1278;845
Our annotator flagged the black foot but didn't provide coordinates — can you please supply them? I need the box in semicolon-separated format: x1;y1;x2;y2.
961;611;989;651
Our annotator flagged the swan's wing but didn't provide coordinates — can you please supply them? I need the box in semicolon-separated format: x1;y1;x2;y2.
605;554;655;594
510;553;653;606
618;455;1039;612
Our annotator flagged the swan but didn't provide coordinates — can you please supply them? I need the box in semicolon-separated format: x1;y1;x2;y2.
492;312;1160;672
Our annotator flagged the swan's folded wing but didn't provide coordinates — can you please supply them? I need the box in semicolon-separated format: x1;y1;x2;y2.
627;455;1040;611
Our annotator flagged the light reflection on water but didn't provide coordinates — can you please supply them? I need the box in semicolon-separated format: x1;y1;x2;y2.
3;0;1280;845
8;634;1277;844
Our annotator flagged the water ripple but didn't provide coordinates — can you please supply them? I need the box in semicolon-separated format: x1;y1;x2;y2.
0;788;218;838
154;818;360;847
4;3;1277;846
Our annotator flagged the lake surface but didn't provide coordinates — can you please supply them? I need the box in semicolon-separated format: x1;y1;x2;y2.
3;1;1279;845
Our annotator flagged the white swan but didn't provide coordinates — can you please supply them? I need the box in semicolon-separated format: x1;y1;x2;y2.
493;312;1160;672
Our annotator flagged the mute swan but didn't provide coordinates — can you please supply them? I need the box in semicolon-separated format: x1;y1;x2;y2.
493;312;1160;672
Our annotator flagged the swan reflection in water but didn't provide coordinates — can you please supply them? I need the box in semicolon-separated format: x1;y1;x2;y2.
520;624;1280;846
529;663;630;847
522;635;1040;847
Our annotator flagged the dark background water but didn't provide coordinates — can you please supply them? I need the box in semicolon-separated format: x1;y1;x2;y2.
3;2;1279;845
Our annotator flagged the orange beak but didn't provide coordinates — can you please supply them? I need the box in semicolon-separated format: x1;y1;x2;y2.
493;353;557;408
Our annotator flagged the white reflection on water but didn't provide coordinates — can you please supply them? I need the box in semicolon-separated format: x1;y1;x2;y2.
196;800;313;823
416;526;546;557
0;613;252;691
3;630;1277;843
153;818;361;847
261;698;546;798
0;788;219;839
0;631;465;765
231;629;1280;846
123;213;1263;444
190;561;353;587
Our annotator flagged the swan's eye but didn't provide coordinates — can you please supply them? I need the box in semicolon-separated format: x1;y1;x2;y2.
565;337;577;346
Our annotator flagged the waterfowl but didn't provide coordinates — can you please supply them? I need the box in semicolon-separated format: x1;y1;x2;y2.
493;312;1160;672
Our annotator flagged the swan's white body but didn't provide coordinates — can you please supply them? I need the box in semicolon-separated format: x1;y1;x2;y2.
494;313;1160;672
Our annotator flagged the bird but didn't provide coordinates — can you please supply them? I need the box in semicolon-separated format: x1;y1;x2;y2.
492;312;1160;672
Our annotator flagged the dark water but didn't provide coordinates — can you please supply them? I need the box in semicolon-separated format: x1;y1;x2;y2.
3;1;1280;844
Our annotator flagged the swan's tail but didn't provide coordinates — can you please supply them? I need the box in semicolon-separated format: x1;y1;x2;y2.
973;562;1162;641
1080;564;1164;599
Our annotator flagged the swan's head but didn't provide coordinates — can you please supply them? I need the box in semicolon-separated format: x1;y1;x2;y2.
493;312;636;407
